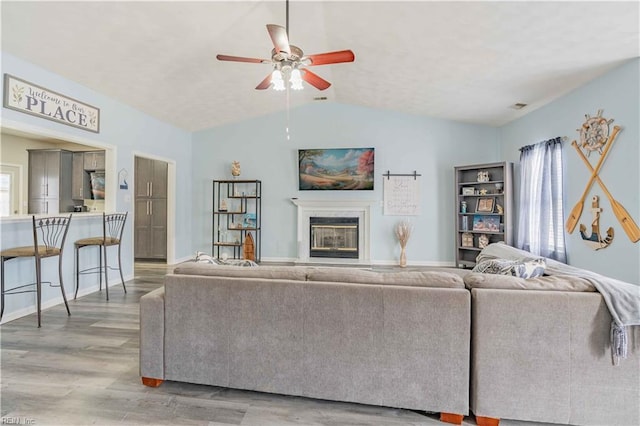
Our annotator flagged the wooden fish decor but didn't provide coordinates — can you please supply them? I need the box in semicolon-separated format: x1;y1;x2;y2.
580;195;614;250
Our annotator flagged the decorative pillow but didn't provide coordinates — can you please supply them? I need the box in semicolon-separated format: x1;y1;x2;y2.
472;257;546;279
194;251;221;264
218;259;259;267
193;252;258;267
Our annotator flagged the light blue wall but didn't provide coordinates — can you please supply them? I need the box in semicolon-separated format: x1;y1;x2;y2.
0;52;193;320
192;103;499;264
499;59;640;283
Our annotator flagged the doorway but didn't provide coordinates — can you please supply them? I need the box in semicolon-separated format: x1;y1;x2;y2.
134;156;169;262
0;164;22;216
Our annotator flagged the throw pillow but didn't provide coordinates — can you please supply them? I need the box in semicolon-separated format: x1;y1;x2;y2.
194;251;220;264
472;257;546;279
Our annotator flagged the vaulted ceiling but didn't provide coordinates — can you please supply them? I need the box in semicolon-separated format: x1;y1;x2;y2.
2;1;638;132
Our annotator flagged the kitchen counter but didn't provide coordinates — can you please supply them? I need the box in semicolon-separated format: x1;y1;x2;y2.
0;212;105;223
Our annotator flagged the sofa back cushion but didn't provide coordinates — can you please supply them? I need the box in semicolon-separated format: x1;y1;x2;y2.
173;262;308;281
464;272;596;292
306;267;465;288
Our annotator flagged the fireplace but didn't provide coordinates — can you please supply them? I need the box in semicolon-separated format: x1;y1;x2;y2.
291;199;374;264
310;217;359;259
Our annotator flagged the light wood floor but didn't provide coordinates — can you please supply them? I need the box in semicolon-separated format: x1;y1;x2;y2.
1;263;555;426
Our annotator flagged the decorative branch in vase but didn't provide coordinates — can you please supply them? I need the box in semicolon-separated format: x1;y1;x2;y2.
395;220;413;268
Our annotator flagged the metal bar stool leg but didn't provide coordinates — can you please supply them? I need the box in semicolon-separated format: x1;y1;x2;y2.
74;245;80;300
59;252;71;316
1;257;5;321
35;257;42;328
103;244;109;301
98;247;103;291
118;243;126;294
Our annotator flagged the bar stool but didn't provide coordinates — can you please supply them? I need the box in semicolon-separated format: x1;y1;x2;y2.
0;215;73;327
74;212;128;301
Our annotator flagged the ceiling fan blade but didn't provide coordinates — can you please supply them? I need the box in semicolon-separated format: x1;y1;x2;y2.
216;54;270;64
266;24;290;54
255;73;272;90
301;69;331;90
305;50;355;66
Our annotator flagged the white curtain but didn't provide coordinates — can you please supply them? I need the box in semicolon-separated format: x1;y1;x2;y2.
517;137;566;262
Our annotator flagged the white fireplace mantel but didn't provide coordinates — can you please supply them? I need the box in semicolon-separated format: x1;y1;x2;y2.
291;199;376;264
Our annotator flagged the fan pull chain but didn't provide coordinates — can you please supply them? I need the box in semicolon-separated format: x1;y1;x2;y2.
286;87;291;141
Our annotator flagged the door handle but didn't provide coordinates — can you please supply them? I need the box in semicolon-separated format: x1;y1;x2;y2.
146;200;149;215
146;182;150;197
150;200;153;215
150;182;153;197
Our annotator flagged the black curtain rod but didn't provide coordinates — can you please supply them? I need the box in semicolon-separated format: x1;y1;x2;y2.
383;171;421;180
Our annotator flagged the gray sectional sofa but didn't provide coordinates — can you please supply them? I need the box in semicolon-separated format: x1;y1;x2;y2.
140;257;640;426
140;263;471;424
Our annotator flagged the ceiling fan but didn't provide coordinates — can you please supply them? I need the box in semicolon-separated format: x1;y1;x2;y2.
216;0;355;91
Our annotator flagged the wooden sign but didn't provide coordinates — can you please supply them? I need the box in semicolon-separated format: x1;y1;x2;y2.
383;173;421;215
3;74;100;133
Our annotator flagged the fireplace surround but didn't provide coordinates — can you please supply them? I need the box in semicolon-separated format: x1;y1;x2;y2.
291;199;375;263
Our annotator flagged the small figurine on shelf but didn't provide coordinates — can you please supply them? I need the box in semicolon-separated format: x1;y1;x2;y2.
478;234;490;249
220;199;228;211
477;171;490;182
461;201;467;214
231;160;241;178
496;204;504;215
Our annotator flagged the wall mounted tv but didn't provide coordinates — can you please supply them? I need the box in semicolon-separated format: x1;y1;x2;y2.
298;148;374;190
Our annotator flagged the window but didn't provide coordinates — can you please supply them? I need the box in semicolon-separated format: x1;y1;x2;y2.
517;138;566;262
0;165;21;217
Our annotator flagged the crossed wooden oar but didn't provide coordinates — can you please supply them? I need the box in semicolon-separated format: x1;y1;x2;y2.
565;125;640;242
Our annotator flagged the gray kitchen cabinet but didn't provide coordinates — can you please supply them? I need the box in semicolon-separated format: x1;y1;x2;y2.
27;149;73;214
83;150;105;170
135;157;167;198
134;157;168;260
72;152;87;200
135;198;168;259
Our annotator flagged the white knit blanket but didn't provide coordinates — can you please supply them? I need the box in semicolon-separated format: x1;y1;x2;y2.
477;243;640;365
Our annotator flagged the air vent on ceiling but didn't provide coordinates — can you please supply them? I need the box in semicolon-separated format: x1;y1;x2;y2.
510;103;528;110
313;96;328;101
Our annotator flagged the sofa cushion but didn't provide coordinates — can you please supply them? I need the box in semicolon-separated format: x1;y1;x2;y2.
306;267;465;288
173;262;308;281
472;258;546;278
464;272;596;292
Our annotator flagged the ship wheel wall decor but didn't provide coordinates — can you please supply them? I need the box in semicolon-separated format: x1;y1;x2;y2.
566;110;640;244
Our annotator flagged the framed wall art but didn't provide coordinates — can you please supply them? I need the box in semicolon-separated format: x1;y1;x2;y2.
298;148;374;190
476;197;495;213
473;215;500;232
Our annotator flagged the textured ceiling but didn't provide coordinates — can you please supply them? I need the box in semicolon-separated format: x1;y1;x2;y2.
2;1;639;132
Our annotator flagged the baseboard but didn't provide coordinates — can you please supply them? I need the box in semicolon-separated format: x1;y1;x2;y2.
261;256;456;268
0;273;134;325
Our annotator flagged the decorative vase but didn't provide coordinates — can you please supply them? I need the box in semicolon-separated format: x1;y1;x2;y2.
231;160;241;178
399;246;407;268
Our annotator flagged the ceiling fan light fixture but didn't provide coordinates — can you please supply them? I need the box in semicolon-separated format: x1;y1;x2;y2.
271;69;285;91
290;69;303;90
